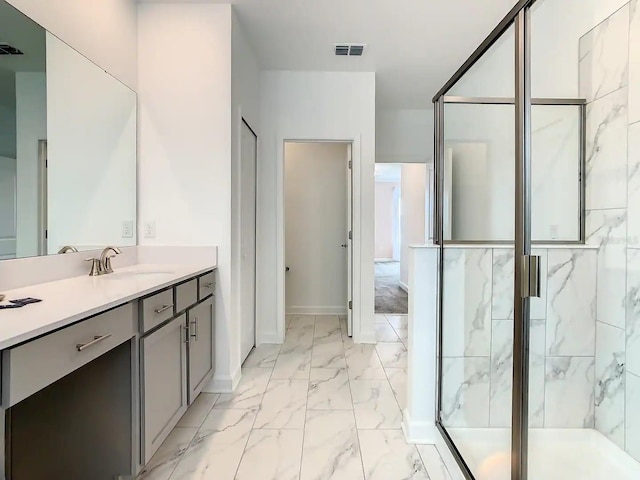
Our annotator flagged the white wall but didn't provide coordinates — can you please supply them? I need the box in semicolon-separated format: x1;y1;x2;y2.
7;0;137;89
376;109;433;164
258;70;376;343
0;156;16;259
15;72;45;259
137;3;237;390
400;164;426;289
46;33;137;253
231;10;260;352
375;182;398;260
285;142;349;314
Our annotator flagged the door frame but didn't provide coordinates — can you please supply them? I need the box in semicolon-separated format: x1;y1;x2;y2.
277;137;361;342
240;118;258;359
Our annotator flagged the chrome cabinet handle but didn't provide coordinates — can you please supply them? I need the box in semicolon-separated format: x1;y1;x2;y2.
76;334;112;352
154;304;173;314
182;324;189;344
203;282;214;289
190;317;198;341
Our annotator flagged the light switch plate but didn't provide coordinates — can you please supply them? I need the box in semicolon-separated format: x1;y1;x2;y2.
144;221;156;239
121;221;134;238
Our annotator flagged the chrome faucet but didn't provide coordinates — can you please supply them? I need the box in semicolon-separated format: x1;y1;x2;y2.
58;245;78;254
99;246;122;274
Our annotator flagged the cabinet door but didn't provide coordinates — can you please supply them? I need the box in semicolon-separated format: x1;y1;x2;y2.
187;297;215;403
141;314;188;464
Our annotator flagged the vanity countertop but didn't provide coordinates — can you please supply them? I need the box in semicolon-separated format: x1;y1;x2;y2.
0;263;216;350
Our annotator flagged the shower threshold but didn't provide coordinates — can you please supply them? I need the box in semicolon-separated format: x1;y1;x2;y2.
447;427;640;480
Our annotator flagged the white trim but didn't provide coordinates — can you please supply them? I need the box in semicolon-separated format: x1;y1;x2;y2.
257;332;282;345
286;306;348;315
375;257;394;262
402;409;437;444
277;136;364;344
358;329;376;344
206;365;242;394
399;281;409;293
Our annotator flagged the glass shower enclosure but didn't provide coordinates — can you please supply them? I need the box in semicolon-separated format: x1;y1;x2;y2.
433;0;640;479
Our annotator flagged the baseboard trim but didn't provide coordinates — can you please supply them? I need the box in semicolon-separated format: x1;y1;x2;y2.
258;332;283;344
286;306;348;315
402;409;437;444
399;281;409;293
205;365;242;393
358;329;376;344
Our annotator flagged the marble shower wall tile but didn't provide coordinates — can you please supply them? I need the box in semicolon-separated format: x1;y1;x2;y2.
629;0;640;124
595;322;626;448
544;357;595;428
579;5;629;103
587;209;627;329
546;249;597;356
489;319;546;428
626;371;640;462
625;248;640;376
442;248;492;357
441;357;490;428
627;123;640;247
585;88;629;210
491;249;548;321
492;249;514;320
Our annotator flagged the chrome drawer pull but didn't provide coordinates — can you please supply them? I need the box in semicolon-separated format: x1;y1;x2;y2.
154;304;174;314
190;317;198;341
76;334;112;352
203;282;214;289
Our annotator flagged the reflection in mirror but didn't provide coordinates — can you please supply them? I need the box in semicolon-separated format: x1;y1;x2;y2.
0;0;136;261
0;2;46;259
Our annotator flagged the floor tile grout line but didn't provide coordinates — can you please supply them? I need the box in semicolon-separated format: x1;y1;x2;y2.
298;314;316;480
231;347;278;480
345;327;368;480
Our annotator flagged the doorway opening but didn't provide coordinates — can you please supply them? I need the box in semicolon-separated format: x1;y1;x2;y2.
374;163;427;314
284;141;353;335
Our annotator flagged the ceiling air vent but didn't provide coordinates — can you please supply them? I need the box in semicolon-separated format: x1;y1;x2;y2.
334;44;366;56
0;43;23;55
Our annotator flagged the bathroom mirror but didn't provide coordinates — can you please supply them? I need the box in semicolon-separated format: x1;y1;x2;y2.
0;1;137;260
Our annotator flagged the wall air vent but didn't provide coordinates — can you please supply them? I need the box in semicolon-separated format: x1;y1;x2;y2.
0;43;23;55
334;44;366;56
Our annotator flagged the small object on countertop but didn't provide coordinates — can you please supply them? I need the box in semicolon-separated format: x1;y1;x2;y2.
0;304;23;310
0;294;5;301
10;297;43;306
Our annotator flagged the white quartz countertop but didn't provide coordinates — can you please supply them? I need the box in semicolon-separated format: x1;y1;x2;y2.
0;263;216;350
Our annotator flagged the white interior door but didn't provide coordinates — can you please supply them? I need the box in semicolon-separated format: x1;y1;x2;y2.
346;144;353;337
240;121;257;362
284;142;349;317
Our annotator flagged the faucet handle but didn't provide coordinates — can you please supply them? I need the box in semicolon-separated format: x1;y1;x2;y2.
85;258;101;277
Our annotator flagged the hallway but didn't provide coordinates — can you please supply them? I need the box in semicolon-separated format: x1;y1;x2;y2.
138;314;452;480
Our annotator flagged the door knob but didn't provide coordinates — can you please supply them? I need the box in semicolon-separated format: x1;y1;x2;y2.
341;244;348;248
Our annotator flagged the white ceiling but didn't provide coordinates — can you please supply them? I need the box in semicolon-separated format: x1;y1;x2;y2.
142;0;517;109
0;1;46;75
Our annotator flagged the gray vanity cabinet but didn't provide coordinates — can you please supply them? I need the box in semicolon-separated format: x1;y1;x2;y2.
140;271;216;464
187;296;215;403
140;314;188;464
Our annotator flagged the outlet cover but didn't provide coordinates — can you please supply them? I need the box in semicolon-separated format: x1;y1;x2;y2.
121;221;134;239
144;221;156;239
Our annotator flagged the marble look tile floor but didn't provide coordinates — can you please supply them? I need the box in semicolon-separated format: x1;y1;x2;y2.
138;314;453;480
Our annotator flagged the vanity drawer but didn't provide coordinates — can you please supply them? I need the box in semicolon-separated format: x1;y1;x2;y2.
198;271;215;300
141;288;175;332
176;279;198;313
3;303;135;407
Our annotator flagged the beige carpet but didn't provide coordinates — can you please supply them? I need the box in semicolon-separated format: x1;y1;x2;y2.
375;261;408;314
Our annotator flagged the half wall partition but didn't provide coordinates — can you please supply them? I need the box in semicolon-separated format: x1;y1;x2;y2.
434;0;640;479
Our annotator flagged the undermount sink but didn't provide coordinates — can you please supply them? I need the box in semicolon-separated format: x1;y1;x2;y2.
101;271;175;280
